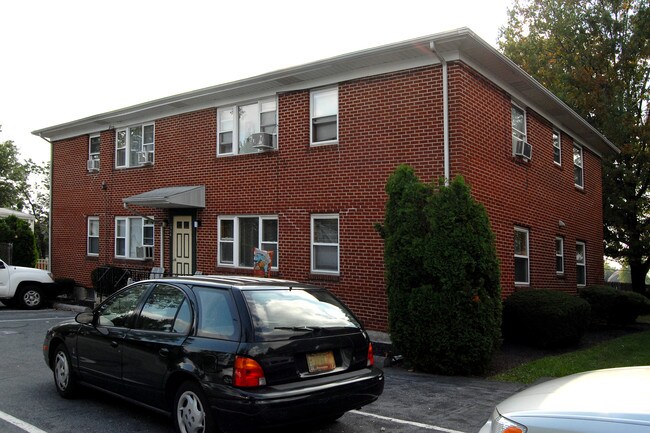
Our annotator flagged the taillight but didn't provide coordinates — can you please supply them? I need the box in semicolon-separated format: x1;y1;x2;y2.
367;342;375;367
233;356;266;387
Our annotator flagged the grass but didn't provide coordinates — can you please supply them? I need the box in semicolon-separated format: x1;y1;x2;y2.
491;327;650;384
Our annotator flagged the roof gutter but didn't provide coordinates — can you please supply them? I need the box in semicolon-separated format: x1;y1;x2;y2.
429;42;450;184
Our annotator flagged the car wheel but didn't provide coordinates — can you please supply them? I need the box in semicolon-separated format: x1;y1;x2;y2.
53;344;77;398
17;285;43;309
173;381;216;433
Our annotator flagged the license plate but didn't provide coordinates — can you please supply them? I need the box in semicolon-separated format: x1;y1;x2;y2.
306;351;336;373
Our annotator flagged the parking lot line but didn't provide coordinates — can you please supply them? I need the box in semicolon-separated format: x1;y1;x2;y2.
350;410;467;433
0;410;48;433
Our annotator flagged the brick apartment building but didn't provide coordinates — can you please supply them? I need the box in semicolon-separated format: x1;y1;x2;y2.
34;28;617;332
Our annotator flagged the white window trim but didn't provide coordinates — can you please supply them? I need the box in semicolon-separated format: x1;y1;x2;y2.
574;143;584;189
555;236;564;275
114;216;154;259
217;98;278;157
576;241;587;287
310;87;339;146
217;215;279;269
511;103;527;155
115;122;155;168
87;217;99;257
552;128;562;166
514;226;530;285
311;214;340;275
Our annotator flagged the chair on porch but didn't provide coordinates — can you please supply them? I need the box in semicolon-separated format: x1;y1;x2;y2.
149;267;165;279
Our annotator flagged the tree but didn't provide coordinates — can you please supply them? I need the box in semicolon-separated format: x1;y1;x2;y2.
381;168;502;375
0;140;30;210
0;215;37;267
19;160;50;259
499;0;650;292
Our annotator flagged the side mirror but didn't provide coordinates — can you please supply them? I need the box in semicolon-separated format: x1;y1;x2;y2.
75;311;94;325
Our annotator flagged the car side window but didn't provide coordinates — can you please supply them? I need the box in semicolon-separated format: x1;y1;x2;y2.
194;287;239;341
136;284;191;334
97;284;149;327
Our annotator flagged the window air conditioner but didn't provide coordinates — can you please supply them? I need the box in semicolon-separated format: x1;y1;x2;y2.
138;150;154;165
251;132;274;151
514;140;533;160
135;246;154;259
87;159;100;172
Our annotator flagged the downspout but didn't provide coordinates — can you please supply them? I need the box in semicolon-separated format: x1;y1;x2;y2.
429;42;450;184
37;133;53;272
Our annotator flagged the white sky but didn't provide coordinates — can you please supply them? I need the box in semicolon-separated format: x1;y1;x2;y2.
1;0;512;164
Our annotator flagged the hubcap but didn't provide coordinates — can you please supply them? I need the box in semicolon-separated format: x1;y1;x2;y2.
177;390;205;433
54;351;69;390
23;290;41;307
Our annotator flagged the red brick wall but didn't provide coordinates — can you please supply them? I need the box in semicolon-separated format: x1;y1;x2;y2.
50;61;606;332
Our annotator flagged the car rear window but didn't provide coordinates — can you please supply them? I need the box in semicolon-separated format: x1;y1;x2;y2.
243;289;361;341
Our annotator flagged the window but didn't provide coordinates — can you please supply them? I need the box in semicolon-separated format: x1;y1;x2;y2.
217;98;277;155
88;135;100;171
136;284;191;334
311;214;339;274
511;104;526;152
217;216;278;268
552;129;561;165
97;283;149;327
555;237;564;274
115;217;154;259
195;286;240;341
87;217;99;256
115;123;155;168
311;88;338;145
573;144;584;188
576;242;586;286
514;227;529;285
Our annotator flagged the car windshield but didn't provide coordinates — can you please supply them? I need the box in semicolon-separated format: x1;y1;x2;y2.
243;288;361;341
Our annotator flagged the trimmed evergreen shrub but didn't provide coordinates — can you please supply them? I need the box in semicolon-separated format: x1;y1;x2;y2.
381;169;502;375
503;289;591;348
55;277;76;296
579;285;650;325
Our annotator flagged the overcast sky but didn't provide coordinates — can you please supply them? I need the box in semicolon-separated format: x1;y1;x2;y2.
1;0;512;164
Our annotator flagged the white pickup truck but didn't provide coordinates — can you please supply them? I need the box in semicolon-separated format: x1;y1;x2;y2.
0;259;57;309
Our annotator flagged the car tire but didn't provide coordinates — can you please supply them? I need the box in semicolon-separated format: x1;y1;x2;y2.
17;285;43;309
53;344;77;398
173;381;216;433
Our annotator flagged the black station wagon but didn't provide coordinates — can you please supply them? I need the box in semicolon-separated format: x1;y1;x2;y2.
43;276;384;432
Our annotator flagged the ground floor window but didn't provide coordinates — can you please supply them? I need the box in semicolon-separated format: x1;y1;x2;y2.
576;241;586;286
87;217;99;256
514;227;529;285
115;217;154;259
311;214;339;274
218;216;278;268
555;237;564;274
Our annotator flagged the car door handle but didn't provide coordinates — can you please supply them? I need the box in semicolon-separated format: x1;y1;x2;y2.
159;348;170;358
110;341;119;348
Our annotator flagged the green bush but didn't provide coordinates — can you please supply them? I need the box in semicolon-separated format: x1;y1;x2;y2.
0;215;37;267
579;285;650;326
503;289;591;348
382;169;501;375
55;277;76;295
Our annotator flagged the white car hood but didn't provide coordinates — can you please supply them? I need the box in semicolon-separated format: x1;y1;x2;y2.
498;366;650;425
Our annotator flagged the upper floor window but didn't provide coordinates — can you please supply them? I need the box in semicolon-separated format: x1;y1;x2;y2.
311;88;338;145
311;214;339;274
218;216;278;268
88;135;100;172
217;99;277;156
514;227;529;285
87;217;99;256
115;217;154;259
555;236;564;274
552;129;561;165
511;104;531;159
115;123;155;168
573;144;584;188
576;241;586;286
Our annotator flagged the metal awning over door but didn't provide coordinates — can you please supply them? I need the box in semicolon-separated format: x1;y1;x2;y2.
123;186;205;209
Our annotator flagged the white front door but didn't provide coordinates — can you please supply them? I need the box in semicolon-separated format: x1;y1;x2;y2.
172;215;193;275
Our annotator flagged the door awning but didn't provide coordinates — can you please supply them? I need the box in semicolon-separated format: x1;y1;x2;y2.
123;186;205;209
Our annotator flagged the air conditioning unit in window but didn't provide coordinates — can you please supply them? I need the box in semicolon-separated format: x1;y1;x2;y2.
251;132;274;151
135;246;154;259
514;139;533;160
138;150;154;165
87;159;100;172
